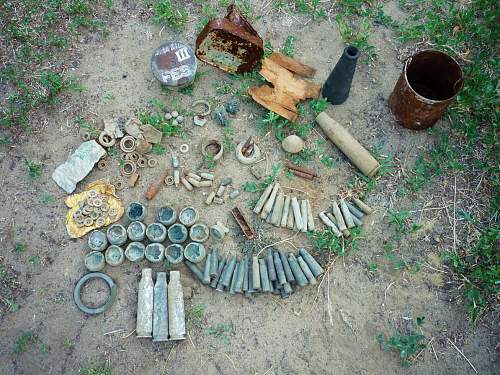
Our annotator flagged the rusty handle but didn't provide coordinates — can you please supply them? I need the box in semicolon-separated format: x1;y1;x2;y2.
145;169;169;200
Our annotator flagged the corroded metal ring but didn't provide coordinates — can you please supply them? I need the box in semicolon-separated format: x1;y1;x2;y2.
84;217;94;227
121;161;136;176
73;272;117;315
120;135;136;153
235;141;261;165
164;176;175;186
97;159;108;170
113;182;124;192
147;157;158;168
192;99;211;116
179;144;189;153
81;132;92;141
96;217;106;227
98;132;115;147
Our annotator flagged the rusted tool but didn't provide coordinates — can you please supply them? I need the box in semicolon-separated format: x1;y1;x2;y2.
241;136;254;157
231;206;256;239
145;169;169;200
285;162;318;178
196;5;263;73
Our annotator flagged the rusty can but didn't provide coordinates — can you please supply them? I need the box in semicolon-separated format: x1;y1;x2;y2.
389;50;463;130
151;42;197;88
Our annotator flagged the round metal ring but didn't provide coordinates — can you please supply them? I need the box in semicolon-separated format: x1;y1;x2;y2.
192;99;211;116
92;198;102;207
121;161;136;176
84;217;94;227
126;152;139;162
120;135;136;153
97;159;108;170
96;217;106;227
137;157;147;168
147;158;158;168
179;144;189;153
98;132;115;147
235;141;262;165
81;132;92;141
90;211;100;220
113;181;124;191
108;207;118;217
88;189;98;198
73;272;117;315
164;176;175;186
101;203;109;212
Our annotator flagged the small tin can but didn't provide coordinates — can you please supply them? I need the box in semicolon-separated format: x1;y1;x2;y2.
151;42;197;88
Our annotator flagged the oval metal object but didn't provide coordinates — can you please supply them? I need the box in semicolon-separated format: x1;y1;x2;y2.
73;272;117;315
151;42;197;88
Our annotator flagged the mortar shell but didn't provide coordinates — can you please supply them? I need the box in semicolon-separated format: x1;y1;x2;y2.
180;176;193;191
210;257;226;288
273;251;287;285
260;183;280;219
300;199;308;232
279;250;295;284
247;254;254;294
287;253;308;287
229;260;240;294
271;192;285;226
299;248;324;277
153;272;169;342
200;172;214;180
306;200;315;231
187;172;201;181
216;259;230;291
346;201;365;220
216;185;226;197
286;205;295;229
206;191;216;205
280;195;291;227
297;256;317;285
351;213;363;226
253;183;274;214
242;257;249;292
167;271;185;340
259;258;271;292
291;197;303;230
332;200;347;231
234;260;245;293
281;282;293;298
202;253;212;285
221;256;237;287
187;177;201;187
266;249;277;281
209;248;219;279
353;197;373;215
340;199;355;229
136;268;154;338
198;180;213;187
174;169;180;186
252;256;261;291
319;212;342;237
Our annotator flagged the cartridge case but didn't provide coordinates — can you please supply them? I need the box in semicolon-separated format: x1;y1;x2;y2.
271;192;285;226
306;200;315;232
297;256;317;285
174;169;180;186
246;254;254;295
171;154;180;168
185;261;204;282
206;191;216;205
287;253;308;287
198;180;213;187
184;242;206;263
127;221;146;242
260;183;280;219
179;207;199;227
273;251;287;285
299;248;324;278
229;261;241;294
216;258;230;291
281;282;293;298
210;257;226;288
318;212;342;237
216;185;226;197
187;177;201;187
168;223;188;243
279;250;295;284
339;199;355;229
265;209;273;224
252;256;261;291
153;272;169;342
200;172;214;180
291;197;303;230
234;260;245;293
286;205;295;229
326;212;349;237
146;222;167;242
189;223;210;242
221;256;237;288
126;202;146;222
280;195;291;227
266;249;277;282
213;197;224;205
158;206;177;226
165;244;184;264
259;258;271;292
253;183;274;214
85;251;105;271
242;257;249;292
136;268;154;338
210;222;229;241
332;200;347;232
300;199;308;232
202;253;212;285
125;242;146;262
187;172;201;181
180;176;193;191
105;245;124;266
145;243;165;263
353;197;373;215
209;248;219;279
168;271;186;340
351;213;363;227
272;280;280;295
346;201;364;220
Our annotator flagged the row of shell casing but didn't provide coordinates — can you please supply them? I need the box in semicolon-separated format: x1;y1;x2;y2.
253;182;314;232
318;197;373;237
136;269;185;342
184;248;324;298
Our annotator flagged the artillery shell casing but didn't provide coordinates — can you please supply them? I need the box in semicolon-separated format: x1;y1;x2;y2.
260;183;280;219
280;195;291;227
205;191;216;205
209;248;219;279
210;257;226;288
171;155;179;168
332;200;347;231
266;249;277;281
202;253;211;285
272;280;280;295
168;271;186;340
291;197;303;230
187;172;201;181
252;256;261;291
316;112;380;177
198;180;213;187
185;260;204;283
279;250;295;284
326;212;350;237
306;200;315;231
259;258;271;292
346;201;365;219
247;254;254;294
174;169;180;186
136;268;154;338
253;183;274;214
271;192;285;226
340;199;355;229
319;211;342;237
221;256;237;288
242;257;249;292
180;176;193;191
269;278;275;293
286;205;295;229
265;207;273;223
215;259;230;291
353;197;373;215
297;256;317;285
273;251;287;285
351;213;362;227
229;260;240;294
234;260;245;293
300;199;308;232
216;185;226;197
287;253;308;287
187;177;201;187
200;172;214;180
281;282;293;298
153;272;168;342
299;248;324;278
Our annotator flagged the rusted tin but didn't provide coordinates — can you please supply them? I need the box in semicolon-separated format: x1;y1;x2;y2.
231;206;256;239
195;5;263;73
151;42;197;88
389;50;463;130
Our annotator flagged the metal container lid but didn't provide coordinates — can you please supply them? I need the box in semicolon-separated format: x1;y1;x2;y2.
151;42;197;88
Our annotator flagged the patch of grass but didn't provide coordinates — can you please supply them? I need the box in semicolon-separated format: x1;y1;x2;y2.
151;144;166;155
40;193;56;204
24;159;43;179
320;155;336;168
136;100;183;138
309;98;329;116
336;15;376;61
13;331;36;354
377;317;427;367
387;210;422;235
204;155;216;169
293;0;327;19
243;163;281;193
0;136;13;145
149;0;188;30
309;227;363;257
222;125;235;154
187;304;206;329
28;255;40;266
0;257;22;315
289;148;317;166
206;323;233;345
13;243;27;254
280;35;296;57
79;362;111;375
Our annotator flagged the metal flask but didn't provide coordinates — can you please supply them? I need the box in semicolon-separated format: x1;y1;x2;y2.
168;271;186;340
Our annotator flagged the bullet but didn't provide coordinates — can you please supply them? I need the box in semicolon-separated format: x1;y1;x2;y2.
297;256;317;285
168;271;186;340
187;172;201;181
252;256;261;291
221;256;237;288
319;211;342;237
306;200;315;232
266;249;277;281
273;251;287;285
209;248;219;279
136;268;154;338
280;195;291;227
234;260;245;293
260;183;280;219
253;183;274;214
180;176;193;191
210;257;226;288
279;250;295;284
202;253;211;285
353;197;373;215
299;248;324;278
174;169;180;186
215;259;230;291
153;272;168;342
242;257;249;292
229;261;240;294
259;258;271;292
332;200;347;231
205;191;216;205
286;205;295;229
287;253;308;287
184;260;204;283
346;201;365;220
187;177;201;187
291;197;303;230
271;192;285;226
200;172;214;180
281;282;293;298
300;199;308;232
340;199;355;229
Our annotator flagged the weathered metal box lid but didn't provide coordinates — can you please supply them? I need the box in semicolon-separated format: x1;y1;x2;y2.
151;42;197;88
195;5;263;73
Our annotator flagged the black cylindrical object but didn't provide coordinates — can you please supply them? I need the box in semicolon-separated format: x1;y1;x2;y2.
279;250;295;284
185;261;204;283
266;248;277;281
322;46;360;105
273;251;287;286
210;257;226;288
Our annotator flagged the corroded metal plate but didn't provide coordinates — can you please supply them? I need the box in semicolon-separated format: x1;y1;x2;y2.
151;42;197;88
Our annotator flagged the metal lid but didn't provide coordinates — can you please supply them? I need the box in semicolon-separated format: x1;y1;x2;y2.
151;42;197;88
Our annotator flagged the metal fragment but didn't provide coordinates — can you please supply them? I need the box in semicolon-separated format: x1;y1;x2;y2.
231;206;256;239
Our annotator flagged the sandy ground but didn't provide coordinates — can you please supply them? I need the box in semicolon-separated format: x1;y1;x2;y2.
0;1;498;374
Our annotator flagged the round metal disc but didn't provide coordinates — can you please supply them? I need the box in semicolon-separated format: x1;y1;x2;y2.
151;42;197;88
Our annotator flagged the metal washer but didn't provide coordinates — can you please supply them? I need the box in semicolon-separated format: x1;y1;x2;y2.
73;272;117;315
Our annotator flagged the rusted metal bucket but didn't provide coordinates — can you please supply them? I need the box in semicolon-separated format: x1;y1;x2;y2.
389;50;463;130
